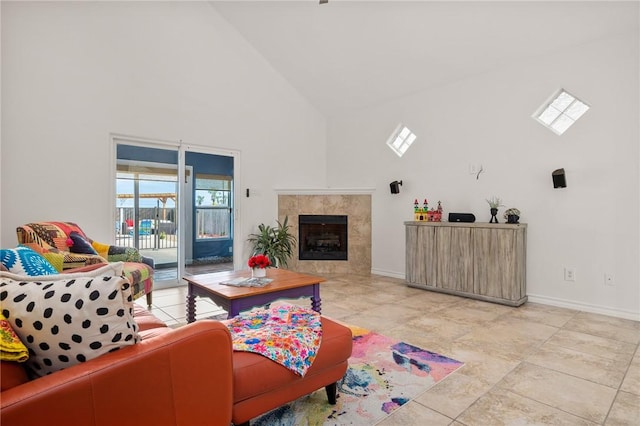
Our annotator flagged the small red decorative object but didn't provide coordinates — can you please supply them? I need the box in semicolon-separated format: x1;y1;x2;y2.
66;238;74;247
248;254;271;269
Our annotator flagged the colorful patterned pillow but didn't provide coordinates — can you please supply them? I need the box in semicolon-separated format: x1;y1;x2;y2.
18;243;63;272
92;241;142;263
68;232;98;255
0;263;140;377
0;246;58;276
91;241;111;259
0;312;29;362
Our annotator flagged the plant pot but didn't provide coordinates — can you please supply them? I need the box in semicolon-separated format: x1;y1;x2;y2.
490;208;499;223
252;268;267;278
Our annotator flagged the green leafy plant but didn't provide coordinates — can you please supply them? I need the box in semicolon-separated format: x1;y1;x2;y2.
486;196;504;209
247;216;297;268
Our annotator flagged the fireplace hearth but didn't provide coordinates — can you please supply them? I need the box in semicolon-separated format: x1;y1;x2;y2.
298;215;348;261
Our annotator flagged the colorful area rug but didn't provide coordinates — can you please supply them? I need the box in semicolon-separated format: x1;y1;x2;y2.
252;325;464;425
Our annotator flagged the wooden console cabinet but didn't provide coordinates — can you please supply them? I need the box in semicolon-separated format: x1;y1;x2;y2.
405;221;527;306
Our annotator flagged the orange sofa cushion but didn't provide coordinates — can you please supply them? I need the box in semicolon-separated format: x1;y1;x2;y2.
233;316;352;403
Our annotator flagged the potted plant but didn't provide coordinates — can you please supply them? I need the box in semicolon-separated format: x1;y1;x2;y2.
247;216;297;268
503;208;521;224
486;196;504;223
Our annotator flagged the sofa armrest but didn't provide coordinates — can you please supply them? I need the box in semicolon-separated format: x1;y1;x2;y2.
0;321;234;426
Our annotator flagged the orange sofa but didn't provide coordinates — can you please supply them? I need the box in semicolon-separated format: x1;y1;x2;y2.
0;306;353;426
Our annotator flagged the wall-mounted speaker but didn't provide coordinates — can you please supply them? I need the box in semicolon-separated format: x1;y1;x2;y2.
389;180;403;194
552;168;567;188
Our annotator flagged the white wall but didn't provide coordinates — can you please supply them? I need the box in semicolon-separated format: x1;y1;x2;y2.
2;2;638;320
327;31;639;319
1;1;326;261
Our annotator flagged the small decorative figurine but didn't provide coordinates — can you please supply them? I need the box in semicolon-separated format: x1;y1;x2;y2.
435;201;443;222
413;197;433;221
412;198;445;222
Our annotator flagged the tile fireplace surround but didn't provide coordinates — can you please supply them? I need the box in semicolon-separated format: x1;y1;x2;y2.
277;191;372;275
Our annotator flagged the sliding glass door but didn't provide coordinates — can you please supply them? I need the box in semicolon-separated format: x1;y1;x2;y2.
116;145;179;287
113;137;238;289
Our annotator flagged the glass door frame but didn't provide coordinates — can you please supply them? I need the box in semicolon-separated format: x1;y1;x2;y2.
110;134;242;287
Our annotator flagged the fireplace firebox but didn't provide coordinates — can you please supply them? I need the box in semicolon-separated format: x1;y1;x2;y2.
298;215;348;261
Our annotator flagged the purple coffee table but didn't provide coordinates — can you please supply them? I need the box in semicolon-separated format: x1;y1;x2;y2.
184;269;325;322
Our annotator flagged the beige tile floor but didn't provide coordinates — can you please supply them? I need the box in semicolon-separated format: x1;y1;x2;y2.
136;273;640;425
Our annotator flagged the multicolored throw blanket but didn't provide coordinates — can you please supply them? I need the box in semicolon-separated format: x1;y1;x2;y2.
0;313;29;362
225;304;322;376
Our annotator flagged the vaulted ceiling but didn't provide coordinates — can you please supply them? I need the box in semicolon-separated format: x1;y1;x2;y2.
212;1;639;117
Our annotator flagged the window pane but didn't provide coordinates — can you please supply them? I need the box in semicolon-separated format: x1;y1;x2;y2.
538;106;562;125
195;178;230;191
196;208;230;239
565;100;589;120
551;114;574;134
551;91;575;111
196;190;230;207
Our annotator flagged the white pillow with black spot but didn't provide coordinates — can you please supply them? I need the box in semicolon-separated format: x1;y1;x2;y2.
0;264;140;377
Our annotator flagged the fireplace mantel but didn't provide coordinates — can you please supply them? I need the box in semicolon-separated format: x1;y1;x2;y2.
275;188;375;195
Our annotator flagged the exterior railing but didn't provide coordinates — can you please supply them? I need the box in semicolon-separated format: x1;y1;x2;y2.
115;207;177;250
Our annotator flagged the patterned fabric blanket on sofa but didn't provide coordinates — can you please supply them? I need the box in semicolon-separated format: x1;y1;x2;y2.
16;221;154;304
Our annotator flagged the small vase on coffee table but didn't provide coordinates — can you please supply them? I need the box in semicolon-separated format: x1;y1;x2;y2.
252;268;267;278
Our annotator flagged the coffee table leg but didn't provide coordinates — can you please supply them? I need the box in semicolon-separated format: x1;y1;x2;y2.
186;286;196;323
228;301;241;319
311;283;321;313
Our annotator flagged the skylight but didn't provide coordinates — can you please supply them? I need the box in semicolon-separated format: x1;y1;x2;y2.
533;89;590;135
386;124;416;157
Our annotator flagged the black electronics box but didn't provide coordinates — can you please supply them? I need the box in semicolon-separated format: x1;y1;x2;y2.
448;213;476;223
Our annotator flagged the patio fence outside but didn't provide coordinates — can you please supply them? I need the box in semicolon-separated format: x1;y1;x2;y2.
115;207;177;250
114;207;230;250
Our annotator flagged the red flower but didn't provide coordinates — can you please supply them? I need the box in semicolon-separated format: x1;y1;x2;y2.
248;254;271;269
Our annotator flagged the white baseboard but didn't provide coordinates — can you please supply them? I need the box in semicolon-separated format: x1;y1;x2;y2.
370;268;405;280
368;270;639;322
527;294;640;322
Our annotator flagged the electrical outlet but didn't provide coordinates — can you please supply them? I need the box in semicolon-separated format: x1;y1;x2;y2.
564;267;576;282
604;273;615;286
